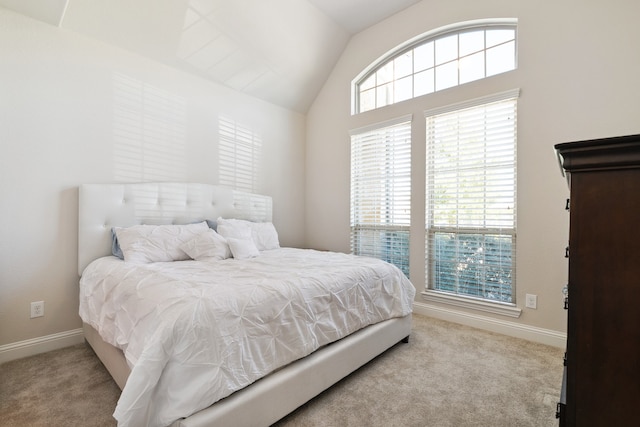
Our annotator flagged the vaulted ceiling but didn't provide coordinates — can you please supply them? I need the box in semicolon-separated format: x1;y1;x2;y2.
1;0;420;112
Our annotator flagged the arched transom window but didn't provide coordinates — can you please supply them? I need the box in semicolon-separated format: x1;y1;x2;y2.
354;20;517;114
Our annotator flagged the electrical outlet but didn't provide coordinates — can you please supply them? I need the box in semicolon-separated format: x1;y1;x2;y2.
525;294;537;309
30;301;44;318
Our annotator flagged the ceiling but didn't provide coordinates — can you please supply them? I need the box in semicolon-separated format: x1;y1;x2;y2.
1;0;420;112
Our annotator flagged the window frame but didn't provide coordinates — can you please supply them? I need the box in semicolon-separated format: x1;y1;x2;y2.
352;18;518;115
423;90;520;316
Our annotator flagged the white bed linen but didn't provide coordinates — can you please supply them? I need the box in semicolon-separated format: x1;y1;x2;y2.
79;248;415;427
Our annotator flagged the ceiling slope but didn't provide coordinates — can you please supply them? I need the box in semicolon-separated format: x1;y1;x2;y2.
1;0;420;112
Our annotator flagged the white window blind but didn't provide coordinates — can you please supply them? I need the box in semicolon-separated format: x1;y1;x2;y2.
350;118;411;276
425;94;517;303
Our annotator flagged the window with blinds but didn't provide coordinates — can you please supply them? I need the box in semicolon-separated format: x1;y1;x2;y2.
425;91;517;303
350;118;412;276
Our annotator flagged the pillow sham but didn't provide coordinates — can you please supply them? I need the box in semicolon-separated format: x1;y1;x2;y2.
216;217;252;240
114;221;209;264
226;237;260;260
180;229;231;261
216;217;280;251
251;222;280;251
205;219;218;231
111;227;124;260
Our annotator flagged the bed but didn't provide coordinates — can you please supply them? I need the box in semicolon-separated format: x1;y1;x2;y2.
77;182;415;427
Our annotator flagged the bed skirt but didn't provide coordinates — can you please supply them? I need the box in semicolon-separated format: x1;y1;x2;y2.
83;314;412;427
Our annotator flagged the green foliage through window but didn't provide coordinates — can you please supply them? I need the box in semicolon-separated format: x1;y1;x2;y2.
430;232;512;302
352;227;410;277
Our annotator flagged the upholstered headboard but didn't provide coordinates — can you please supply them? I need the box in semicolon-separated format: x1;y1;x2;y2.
78;183;272;275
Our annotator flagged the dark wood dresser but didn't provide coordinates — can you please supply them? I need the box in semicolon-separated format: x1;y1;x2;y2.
555;134;640;426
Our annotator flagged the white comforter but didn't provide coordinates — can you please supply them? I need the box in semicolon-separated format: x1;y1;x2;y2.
79;248;415;427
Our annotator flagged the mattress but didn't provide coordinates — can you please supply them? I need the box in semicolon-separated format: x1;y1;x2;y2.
79;247;415;427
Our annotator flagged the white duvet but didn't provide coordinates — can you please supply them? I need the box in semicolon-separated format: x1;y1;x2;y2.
79;248;415;427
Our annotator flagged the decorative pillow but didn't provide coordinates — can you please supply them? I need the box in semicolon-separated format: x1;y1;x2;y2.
216;217;280;251
111;227;124;260
227;237;260;260
216;217;252;240
205;219;218;231
114;221;209;263
180;229;231;261
251;222;280;251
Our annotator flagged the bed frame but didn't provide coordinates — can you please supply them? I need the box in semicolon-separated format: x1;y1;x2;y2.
78;182;412;427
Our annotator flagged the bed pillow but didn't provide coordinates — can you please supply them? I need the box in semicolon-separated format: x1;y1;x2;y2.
251;222;280;251
111;228;124;260
226;237;260;260
216;217;252;240
114;221;209;263
179;229;231;261
216;217;280;251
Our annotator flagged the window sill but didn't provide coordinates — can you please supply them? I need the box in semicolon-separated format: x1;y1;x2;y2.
421;290;522;318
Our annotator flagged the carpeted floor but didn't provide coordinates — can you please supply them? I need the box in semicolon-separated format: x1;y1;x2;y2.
0;314;564;426
0;340;120;426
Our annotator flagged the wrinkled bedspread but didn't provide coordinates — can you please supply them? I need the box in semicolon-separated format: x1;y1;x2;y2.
79;248;415;427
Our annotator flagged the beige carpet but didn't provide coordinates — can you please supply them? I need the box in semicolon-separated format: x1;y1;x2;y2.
0;315;564;426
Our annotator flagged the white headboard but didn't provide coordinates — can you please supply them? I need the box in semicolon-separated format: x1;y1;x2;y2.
78;183;272;275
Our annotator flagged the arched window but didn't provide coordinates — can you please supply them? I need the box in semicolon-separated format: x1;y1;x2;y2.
353;19;517;114
350;19;520;314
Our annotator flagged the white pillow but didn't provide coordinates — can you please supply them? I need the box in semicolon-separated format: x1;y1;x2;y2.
217;217;280;251
227;237;260;260
114;221;209;264
179;229;231;261
216;217;252;240
251;222;280;250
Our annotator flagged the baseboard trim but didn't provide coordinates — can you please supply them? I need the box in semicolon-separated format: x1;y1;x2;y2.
413;302;567;348
0;328;84;364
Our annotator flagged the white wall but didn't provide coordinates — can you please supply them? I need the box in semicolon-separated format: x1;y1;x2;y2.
0;8;305;349
306;0;640;335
